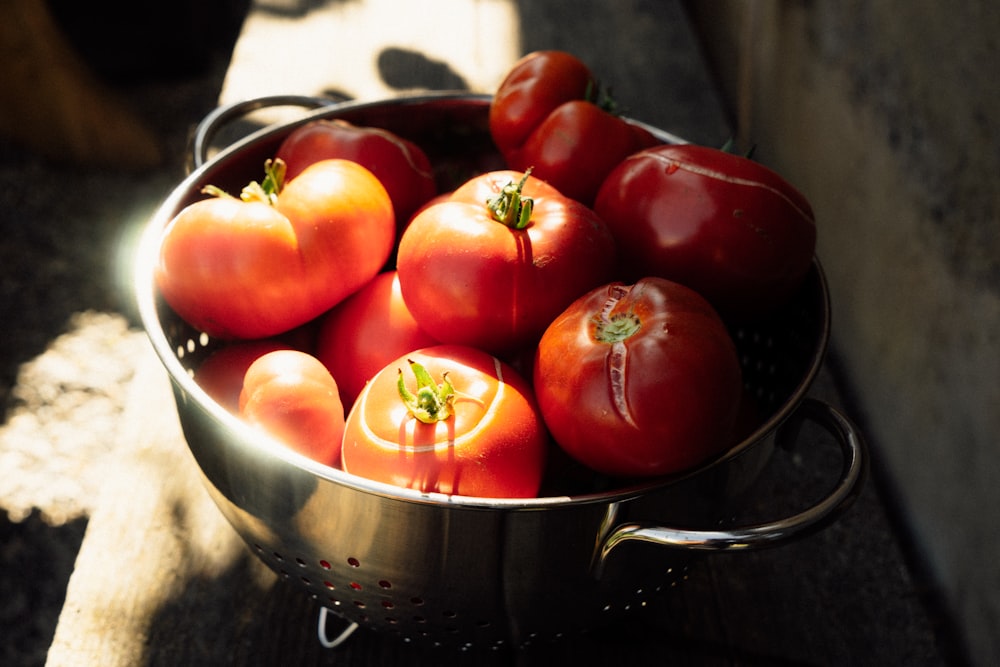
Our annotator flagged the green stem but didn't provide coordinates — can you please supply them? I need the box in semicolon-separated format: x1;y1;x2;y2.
486;170;535;230
201;159;287;205
398;360;458;424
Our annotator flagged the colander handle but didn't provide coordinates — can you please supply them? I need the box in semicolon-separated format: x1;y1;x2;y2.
189;94;350;171
595;398;867;568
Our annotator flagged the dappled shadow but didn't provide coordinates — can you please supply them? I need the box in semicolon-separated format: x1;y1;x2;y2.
377;47;470;92
0;510;87;667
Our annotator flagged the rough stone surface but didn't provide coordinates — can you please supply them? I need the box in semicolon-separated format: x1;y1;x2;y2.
685;2;998;664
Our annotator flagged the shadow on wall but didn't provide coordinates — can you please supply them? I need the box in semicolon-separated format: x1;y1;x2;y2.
681;2;999;666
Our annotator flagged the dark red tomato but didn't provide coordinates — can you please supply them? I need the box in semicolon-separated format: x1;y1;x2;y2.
396;170;617;354
489;50;595;156
504;99;657;206
490;50;659;205
194;340;292;414
594;143;817;321
533;277;743;478
239;349;346;467
315;270;438;410
341;345;548;498
156;158;395;339
275;119;437;226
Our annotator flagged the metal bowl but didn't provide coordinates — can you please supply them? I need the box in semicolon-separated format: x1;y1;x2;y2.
134;93;866;650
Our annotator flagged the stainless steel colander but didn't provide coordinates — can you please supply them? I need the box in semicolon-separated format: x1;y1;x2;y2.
134;93;866;650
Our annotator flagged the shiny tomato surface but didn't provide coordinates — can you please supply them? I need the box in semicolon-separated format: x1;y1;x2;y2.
594;144;816;320
396;170;616;355
275;119;437;227
315;270;438;410
194;339;292;414
534;278;742;478
156;159;395;339
490;50;658;205
342;345;548;498
239;349;346;467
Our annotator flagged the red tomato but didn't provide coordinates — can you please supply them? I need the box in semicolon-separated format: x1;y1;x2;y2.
275;119;437;227
239;349;346;467
342;345;548;498
396;170;617;354
156;158;395;339
194;340;292;413
315;270;438;410
593;143;817;321
489;50;595;155
533;278;742;478
490;50;658;205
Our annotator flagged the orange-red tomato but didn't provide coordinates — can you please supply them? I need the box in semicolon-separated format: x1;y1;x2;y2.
194;340;292;414
396;170;616;355
341;345;548;498
156;159;394;339
239;350;346;467
315;270;438;410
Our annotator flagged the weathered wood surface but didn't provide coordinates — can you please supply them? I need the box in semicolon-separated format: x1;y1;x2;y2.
48;1;951;665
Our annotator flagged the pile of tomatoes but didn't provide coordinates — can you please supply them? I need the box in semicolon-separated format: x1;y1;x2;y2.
156;51;817;499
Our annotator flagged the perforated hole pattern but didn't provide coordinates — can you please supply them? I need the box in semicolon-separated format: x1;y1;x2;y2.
252;544;690;650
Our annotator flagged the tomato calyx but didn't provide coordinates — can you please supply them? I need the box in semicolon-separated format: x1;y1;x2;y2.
486;170;535;229
397;359;483;424
719;136;757;160
585;79;619;115
201;158;288;206
592;285;642;343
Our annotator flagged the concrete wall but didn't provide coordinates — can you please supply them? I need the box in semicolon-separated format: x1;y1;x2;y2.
683;2;999;664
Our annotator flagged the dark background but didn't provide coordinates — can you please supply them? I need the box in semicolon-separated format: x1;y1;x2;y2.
1;2;249;664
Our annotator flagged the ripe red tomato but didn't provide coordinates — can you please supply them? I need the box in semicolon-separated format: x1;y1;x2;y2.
593;143;817;321
342;345;548;498
315;270;438;410
396;170;617;355
490;50;658;205
533;277;743;478
275;119;437;227
239;349;346;467
194;340;292;413
156;158;395;339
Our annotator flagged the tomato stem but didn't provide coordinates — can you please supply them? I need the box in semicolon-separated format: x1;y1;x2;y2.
585;79;619;114
200;184;234;199
486;170;535;229
200;159;288;206
720;137;757;159
240;158;287;206
397;360;457;424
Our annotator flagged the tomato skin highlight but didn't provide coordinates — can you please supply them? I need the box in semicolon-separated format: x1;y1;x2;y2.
489;50;660;206
156;159;395;339
342;345;548;498
504;100;652;206
315;270;438;410
194;340;293;414
396;170;617;355
594;144;817;320
275;119;437;228
239;350;346;468
489;50;596;156
533;277;743;478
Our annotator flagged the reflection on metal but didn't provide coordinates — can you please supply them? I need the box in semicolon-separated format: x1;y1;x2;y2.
136;94;866;650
